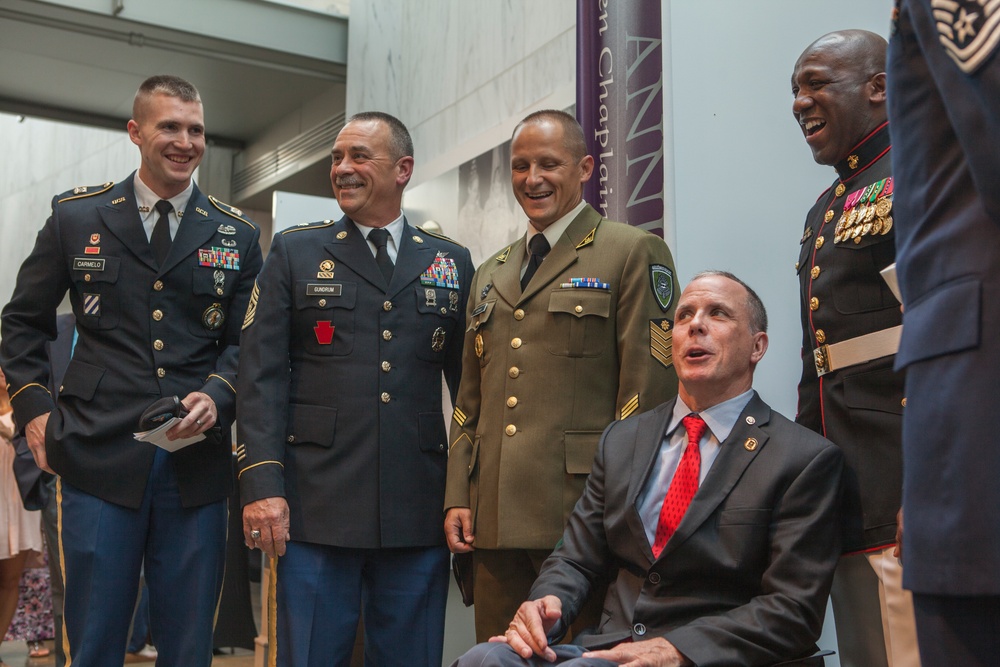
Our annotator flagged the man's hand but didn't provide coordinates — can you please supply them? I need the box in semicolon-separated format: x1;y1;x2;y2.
583;637;693;667
893;507;904;560
167;392;217;440
243;497;290;558
444;507;475;553
25;412;53;473
488;595;563;662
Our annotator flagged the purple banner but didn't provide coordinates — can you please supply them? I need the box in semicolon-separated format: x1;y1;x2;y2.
577;0;664;237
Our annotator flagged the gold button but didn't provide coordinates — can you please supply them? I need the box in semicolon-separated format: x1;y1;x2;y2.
513;309;525;320
901;397;907;407
574;305;583;313
381;392;391;403
794;261;800;270
509;367;520;378
505;424;517;436
811;266;821;279
809;297;819;311
440;307;448;315
59;385;64;393
216;287;224;296
381;361;391;372
835;183;846;197
383;301;393;311
506;396;518;408
815;329;826;344
854;236;862;244
815;236;825;250
824;210;834;223
287;435;295;443
382;330;392;341
154;340;164;351
153;280;164;291
152;309;163;321
156;368;166;378
511;338;522;349
84;274;92;282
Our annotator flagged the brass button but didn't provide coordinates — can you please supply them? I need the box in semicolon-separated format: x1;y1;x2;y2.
287;435;295;443
835;183;846;197
901;397;907;407
574;305;583;313
505;424;517;436
506;396;518;408
59;385;64;393
815;329;826;344
153;280;164;291
152;309;163;321
815;236;825;250
824;210;834;223
318;298;327;307
216;287;224;296
383;301;393;311
809;297;819;311
156;368;166;378
84;274;92;282
381;361;391;372
511;338;522;349
508;367;520;378
854;236;862;244
513;309;525;320
794;261;800;271
153;339;164;351
381;392;391;403
382;330;392;341
811;266;821;279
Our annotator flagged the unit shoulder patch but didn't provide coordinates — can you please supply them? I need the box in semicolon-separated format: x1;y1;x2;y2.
57;182;114;203
649;264;674;312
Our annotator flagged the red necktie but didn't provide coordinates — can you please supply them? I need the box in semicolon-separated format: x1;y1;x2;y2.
651;414;707;558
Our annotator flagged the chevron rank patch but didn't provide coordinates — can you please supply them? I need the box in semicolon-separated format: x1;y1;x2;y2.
650;318;673;368
242;280;260;330
621;393;640;420
935;0;1000;74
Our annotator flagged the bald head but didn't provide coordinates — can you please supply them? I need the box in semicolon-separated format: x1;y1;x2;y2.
792;29;888;165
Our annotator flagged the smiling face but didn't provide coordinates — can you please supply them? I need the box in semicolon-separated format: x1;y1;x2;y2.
672;275;768;412
128;92;205;199
510;119;594;230
791;35;886;166
330;119;413;228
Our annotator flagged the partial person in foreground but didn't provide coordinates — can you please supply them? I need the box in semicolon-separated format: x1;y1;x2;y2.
791;30;917;667
0;75;262;666
453;272;843;667
444;109;679;641
238;111;472;667
887;1;1000;664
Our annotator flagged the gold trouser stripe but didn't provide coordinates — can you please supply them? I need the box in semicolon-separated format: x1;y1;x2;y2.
212;503;230;639
268;555;278;667
56;478;72;665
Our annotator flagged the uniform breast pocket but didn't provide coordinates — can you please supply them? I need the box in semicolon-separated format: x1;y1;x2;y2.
414;286;460;362
70;256;121;330
545;290;612;357
832;237;898;314
188;267;241;339
293;281;356;356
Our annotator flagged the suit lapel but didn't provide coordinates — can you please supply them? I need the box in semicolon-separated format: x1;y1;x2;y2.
489;238;526;308
624;401;676;551
323;217;386;290
159;185;222;275
518;208;602;303
97;179;157;271
387;220;435;298
657;392;772;560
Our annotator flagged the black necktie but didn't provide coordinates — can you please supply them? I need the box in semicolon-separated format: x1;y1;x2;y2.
368;228;394;283
520;233;550;291
151;200;173;267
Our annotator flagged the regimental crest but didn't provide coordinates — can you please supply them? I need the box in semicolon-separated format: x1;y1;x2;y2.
649;264;674;312
934;0;1000;74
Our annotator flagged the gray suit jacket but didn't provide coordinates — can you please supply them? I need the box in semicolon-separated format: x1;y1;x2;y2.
530;393;843;667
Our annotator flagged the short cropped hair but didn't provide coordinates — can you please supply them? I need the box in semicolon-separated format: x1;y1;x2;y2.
133;75;201;119
691;270;769;334
348;111;414;161
514;110;588;162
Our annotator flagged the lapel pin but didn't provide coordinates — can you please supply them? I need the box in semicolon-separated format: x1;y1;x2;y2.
745;416;755;425
744;438;758;452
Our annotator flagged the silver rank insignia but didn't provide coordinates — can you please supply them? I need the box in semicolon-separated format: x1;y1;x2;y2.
649;264;674;312
935;0;1000;74
431;327;446;352
214;270;225;296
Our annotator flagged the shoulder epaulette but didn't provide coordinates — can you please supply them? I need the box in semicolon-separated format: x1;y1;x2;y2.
208;195;255;228
280;220;336;235
57;182;114;203
416;226;465;248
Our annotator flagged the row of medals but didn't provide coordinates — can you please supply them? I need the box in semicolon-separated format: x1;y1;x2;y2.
834;196;893;244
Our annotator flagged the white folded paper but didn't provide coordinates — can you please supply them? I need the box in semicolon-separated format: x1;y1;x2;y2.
880;262;902;303
134;417;205;452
